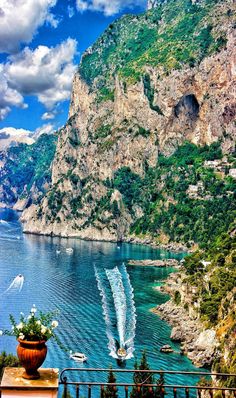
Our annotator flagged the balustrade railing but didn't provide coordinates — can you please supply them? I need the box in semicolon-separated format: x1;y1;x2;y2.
59;368;236;398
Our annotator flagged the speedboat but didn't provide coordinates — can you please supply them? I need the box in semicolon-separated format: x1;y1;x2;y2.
160;344;173;353
66;248;73;254
117;347;127;359
70;351;87;362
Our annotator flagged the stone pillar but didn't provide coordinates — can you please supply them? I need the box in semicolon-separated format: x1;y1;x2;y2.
1;368;59;398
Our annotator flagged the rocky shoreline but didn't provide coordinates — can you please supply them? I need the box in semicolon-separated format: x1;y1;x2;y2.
151;285;219;368
124;235;192;253
128;259;180;267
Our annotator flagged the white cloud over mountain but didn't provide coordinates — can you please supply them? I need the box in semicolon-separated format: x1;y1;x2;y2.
35;123;55;137
76;0;146;16
0;38;77;119
0;0;59;54
0;127;34;150
0;123;55;150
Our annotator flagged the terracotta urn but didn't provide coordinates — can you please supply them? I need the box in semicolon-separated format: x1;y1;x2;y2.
17;339;47;379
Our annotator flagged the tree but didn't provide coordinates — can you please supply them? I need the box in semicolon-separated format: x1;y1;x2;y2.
105;367;118;398
0;351;19;380
130;351;154;398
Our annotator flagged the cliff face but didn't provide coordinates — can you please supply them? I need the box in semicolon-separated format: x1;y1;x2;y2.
0;134;57;210
22;0;236;241
155;231;236;377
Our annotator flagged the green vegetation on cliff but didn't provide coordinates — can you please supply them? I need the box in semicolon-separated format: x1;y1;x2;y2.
184;232;236;324
79;0;231;90
0;134;57;206
183;231;236;385
110;142;235;248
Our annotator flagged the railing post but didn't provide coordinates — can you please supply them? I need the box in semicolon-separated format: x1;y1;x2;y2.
149;386;154;396
88;384;92;398
173;387;177;398
161;387;165;398
100;385;105;398
185;387;189;398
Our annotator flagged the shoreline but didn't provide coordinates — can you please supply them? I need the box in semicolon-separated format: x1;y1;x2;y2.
1;205;192;253
151;274;219;368
23;229;191;254
127;259;181;267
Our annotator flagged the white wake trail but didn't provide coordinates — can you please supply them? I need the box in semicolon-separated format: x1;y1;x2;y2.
94;266;117;358
106;267;127;348
3;275;24;294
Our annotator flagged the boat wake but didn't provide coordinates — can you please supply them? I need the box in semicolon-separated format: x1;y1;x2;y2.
2;275;24;295
95;263;136;360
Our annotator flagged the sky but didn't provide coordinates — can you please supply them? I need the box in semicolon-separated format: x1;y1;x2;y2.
0;0;147;145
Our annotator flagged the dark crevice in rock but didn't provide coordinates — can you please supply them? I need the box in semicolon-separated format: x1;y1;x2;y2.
174;94;200;121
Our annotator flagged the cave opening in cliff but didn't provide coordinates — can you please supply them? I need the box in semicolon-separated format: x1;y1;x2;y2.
174;94;200;121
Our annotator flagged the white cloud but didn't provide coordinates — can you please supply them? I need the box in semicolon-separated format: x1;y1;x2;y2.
76;0;145;16
0;38;77;118
41;111;56;120
0;123;55;150
68;5;75;18
76;0;89;12
0;65;27;120
35;123;55;138
0;127;34;150
0;0;59;54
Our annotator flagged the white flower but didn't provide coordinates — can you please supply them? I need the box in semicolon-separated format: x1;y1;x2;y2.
51;321;58;328
36;320;41;325
28;315;32;320
19;333;25;340
41;325;47;334
20;312;24;316
31;308;37;314
16;322;23;330
0;330;3;336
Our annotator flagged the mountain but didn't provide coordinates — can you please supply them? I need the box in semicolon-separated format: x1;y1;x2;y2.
0;134;57;210
21;0;236;247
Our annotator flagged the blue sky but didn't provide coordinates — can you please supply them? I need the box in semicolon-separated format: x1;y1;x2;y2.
0;0;146;142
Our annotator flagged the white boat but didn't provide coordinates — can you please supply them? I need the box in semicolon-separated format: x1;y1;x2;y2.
66;248;73;253
117;347;127;359
70;351;87;362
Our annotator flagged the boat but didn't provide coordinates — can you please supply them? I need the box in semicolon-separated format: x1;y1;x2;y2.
117;347;127;359
66;248;73;253
160;344;174;353
70;351;87;362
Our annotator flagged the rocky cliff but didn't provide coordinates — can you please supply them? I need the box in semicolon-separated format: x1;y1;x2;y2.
22;0;236;243
154;231;236;382
0;134;57;210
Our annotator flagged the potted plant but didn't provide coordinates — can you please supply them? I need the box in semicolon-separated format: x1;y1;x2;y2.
0;305;61;380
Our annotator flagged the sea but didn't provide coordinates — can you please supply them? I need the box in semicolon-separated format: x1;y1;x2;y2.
0;208;207;396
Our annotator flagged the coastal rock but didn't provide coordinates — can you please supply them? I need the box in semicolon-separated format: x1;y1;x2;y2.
128;259;179;267
154;301;219;367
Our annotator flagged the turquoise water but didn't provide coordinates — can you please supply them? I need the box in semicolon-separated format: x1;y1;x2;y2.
0;209;204;393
